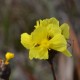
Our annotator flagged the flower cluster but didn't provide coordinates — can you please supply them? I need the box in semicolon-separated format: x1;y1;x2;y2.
21;17;72;60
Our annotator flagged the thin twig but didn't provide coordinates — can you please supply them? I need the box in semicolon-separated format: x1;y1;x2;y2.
48;60;56;80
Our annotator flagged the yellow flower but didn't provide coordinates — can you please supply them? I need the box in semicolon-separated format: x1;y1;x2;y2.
5;52;14;64
21;17;72;60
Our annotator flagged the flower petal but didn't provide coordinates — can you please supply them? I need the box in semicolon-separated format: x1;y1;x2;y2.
34;20;40;28
60;23;70;39
29;47;48;60
48;17;59;27
21;33;32;49
62;49;72;57
34;17;59;29
31;27;47;43
49;34;67;52
47;24;61;37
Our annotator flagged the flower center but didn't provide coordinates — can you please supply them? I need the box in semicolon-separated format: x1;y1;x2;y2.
48;36;52;40
35;44;40;47
41;39;49;48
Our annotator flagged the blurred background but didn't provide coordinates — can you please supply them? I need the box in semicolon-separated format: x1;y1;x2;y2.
0;0;80;80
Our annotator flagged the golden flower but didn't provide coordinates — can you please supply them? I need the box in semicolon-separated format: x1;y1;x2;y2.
21;18;72;60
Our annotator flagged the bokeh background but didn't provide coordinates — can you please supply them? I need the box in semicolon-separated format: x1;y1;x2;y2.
0;0;80;80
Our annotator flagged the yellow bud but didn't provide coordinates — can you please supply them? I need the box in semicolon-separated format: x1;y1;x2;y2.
5;52;14;61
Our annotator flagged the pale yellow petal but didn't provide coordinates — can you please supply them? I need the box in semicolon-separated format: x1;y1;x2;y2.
47;24;61;37
21;33;32;49
31;27;47;43
29;47;48;60
40;19;48;27
34;21;40;28
62;49;72;57
34;17;59;29
60;23;70;39
49;34;67;52
48;17;59;27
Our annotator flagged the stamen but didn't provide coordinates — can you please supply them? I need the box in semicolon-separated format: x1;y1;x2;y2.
48;36;52;40
35;44;40;47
